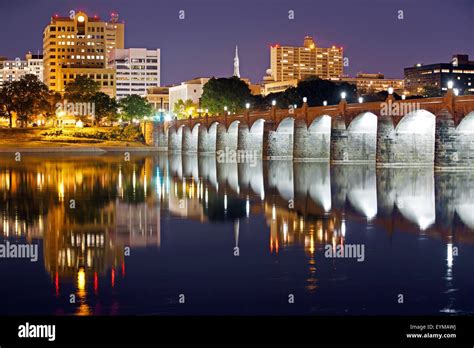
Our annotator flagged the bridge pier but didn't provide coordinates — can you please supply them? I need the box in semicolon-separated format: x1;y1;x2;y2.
330;116;349;163
142;121;168;151
198;123;217;154
237;121;263;158
168;126;183;153
182;125;199;153
435;109;474;170
293;118;331;161
376;110;435;166
262;119;294;160
216;122;238;154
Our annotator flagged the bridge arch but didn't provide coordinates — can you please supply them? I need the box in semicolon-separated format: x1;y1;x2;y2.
396;109;436;164
294;115;331;161
198;122;218;154
182;123;200;152
345;112;378;162
456;111;474;133
263;117;295;160
377;109;436;166
237;118;265;158
168;125;184;153
216;120;239;154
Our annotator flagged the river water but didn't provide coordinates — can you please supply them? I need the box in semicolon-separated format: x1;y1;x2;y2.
0;153;473;315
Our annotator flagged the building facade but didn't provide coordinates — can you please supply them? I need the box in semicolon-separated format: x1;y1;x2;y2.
0;53;44;87
26;53;44;82
109;48;160;99
42;11;121;97
261;79;298;96
336;73;404;94
105;12;125;62
146;86;169;111
168;77;210;113
269;36;343;82
404;54;474;95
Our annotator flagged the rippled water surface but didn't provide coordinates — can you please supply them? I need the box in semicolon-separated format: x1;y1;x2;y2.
0;153;473;315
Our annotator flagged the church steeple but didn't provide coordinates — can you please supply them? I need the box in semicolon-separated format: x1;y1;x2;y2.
233;45;240;78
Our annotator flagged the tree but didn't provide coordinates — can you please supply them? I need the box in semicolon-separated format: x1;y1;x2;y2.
173;99;198;119
90;92;118;125
261;77;358;109
362;90;402;102
295;77;357;106
119;94;153;121
0;74;51;127
64;75;100;102
201;76;253;114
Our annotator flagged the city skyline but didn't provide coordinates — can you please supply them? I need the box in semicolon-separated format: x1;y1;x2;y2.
0;0;472;86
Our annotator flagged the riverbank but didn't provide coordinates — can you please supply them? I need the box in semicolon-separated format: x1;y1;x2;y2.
0;126;154;152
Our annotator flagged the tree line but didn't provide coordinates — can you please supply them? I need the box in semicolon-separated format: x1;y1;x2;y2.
0;74;153;127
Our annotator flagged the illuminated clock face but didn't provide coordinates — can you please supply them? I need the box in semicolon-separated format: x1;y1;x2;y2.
77;15;85;23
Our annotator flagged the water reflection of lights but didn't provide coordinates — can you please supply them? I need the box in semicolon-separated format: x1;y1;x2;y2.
447;243;453;269
77;267;86;291
58;181;65;201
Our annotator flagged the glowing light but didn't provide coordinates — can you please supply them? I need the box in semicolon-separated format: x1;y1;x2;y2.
224;194;228;210
341;92;346;99
303;97;307;103
75;120;84;128
447;81;454;89
341;220;346;237
454;88;459;96
388;87;394;95
77;15;85;23
94;272;98;293
77;267;86;291
447;243;453;268
246;197;250;217
402;94;406;100
323;100;327;106
358;97;363;104
272;204;276;220
271;100;276;106
224;106;228;111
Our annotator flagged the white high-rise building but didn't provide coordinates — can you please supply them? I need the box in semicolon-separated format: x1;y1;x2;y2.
109;48;160;99
168;77;210;113
0;52;44;88
26;52;44;82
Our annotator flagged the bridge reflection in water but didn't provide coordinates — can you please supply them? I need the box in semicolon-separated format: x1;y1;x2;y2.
0;153;473;315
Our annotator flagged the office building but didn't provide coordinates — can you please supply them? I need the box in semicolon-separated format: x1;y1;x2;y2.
169;77;210;112
336;73;404;94
269;35;343;82
105;12;125;61
42;11;120;97
109;48;160;99
0;52;44;87
404;54;474;95
146;86;169;111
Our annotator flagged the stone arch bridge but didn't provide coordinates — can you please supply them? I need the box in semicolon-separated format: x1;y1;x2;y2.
142;91;474;169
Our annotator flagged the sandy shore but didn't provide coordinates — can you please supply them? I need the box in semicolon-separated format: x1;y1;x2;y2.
0;146;160;153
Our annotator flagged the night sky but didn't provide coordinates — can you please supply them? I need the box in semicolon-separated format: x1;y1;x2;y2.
0;0;472;86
